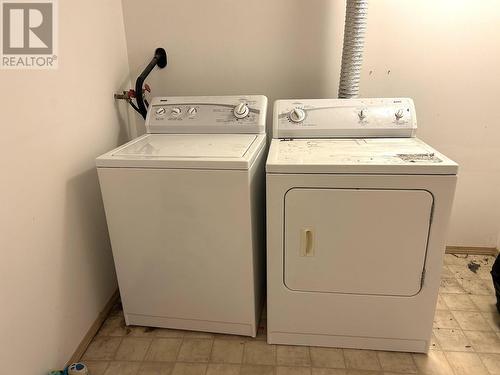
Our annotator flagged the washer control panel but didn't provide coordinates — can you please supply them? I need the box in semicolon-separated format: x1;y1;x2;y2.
273;98;417;138
146;95;267;134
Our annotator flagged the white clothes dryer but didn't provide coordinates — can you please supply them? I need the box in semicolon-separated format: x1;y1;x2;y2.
266;98;458;352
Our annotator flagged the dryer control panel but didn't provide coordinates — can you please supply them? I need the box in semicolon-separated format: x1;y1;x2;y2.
146;95;267;134
273;98;417;139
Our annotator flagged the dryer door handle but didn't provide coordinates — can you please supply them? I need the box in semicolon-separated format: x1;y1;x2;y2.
300;228;314;257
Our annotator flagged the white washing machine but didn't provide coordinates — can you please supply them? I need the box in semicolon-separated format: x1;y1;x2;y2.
97;95;267;336
266;98;458;352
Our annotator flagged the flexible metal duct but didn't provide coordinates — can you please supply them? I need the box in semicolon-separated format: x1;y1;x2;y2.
338;0;368;98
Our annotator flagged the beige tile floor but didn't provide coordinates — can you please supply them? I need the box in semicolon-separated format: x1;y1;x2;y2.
83;254;500;375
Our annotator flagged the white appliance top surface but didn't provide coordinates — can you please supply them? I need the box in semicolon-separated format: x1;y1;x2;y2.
97;133;265;170
116;134;256;158
266;137;458;175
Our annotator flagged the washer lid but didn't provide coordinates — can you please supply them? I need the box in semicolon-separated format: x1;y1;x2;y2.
266;137;458;175
96;134;265;169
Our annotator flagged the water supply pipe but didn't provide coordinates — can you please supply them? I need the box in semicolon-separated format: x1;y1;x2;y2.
338;0;368;99
135;48;167;119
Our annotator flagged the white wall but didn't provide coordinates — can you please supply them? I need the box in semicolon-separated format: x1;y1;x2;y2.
0;1;130;373
361;1;500;248
122;0;500;247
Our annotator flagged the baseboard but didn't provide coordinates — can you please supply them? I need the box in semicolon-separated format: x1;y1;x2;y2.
66;289;120;366
446;246;499;256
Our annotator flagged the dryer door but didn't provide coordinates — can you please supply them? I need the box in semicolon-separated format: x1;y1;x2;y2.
284;188;433;296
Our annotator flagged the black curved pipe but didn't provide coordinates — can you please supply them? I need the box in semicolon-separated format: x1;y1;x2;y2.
135;48;167;119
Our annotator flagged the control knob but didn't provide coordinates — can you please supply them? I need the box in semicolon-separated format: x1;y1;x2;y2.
171;107;182;117
395;109;404;121
289;108;306;123
155;107;166;116
187;107;197;116
233;103;249;119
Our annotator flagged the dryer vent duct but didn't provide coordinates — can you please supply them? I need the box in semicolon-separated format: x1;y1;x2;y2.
338;0;368;99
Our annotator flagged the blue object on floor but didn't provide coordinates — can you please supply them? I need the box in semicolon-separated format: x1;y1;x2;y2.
68;363;88;375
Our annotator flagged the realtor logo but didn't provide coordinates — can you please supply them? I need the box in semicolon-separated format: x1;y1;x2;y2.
1;0;58;69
